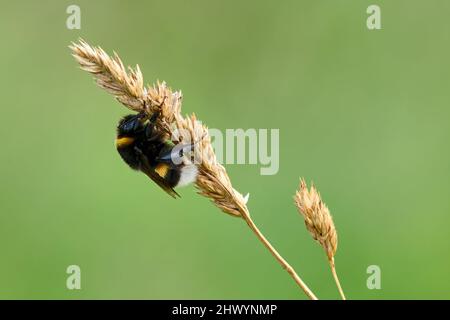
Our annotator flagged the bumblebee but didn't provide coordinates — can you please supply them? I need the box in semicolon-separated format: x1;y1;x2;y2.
115;112;198;198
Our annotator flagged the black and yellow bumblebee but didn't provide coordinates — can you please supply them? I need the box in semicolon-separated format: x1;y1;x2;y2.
115;111;198;198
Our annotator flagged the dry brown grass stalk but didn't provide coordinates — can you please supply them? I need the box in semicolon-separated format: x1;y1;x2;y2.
70;39;318;300
294;178;346;300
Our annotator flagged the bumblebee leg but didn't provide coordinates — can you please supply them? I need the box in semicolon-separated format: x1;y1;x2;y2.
133;145;144;156
149;110;160;123
146;96;167;113
134;146;153;171
144;122;153;139
144;122;164;143
142;110;161;141
154;96;167;108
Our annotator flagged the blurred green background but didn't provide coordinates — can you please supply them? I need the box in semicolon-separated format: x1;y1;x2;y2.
0;0;449;299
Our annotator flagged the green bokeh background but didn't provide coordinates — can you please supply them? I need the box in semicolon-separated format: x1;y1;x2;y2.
0;1;449;299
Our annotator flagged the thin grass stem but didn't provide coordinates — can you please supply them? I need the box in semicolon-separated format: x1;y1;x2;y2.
329;257;346;300
238;204;318;300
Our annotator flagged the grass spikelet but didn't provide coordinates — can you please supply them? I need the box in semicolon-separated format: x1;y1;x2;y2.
69;39;145;111
294;178;346;300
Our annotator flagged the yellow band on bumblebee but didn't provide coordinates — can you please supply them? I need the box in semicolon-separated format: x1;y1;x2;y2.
116;136;135;147
155;163;170;178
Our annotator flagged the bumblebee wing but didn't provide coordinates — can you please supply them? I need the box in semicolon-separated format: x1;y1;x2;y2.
138;154;180;199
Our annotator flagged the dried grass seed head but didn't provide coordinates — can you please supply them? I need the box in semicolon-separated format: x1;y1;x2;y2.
294;179;337;260
70;39;145;111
